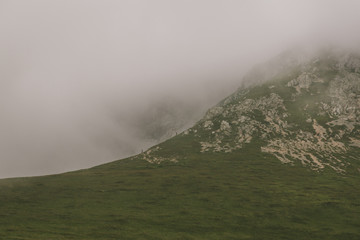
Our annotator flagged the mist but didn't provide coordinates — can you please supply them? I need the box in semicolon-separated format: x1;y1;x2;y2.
1;0;360;178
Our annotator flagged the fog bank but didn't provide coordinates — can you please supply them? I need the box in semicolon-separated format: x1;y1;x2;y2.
1;0;360;178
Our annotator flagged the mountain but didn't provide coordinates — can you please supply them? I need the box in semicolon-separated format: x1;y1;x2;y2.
140;47;360;173
1;48;359;239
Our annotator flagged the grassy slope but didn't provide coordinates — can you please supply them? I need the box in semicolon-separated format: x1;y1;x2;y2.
1;56;360;240
0;134;360;240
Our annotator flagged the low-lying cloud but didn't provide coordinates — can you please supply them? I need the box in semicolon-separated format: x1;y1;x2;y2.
1;0;360;178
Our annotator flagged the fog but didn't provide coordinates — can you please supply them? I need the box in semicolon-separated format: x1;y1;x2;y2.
1;0;360;178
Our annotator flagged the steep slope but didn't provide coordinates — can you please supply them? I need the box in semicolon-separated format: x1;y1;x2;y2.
0;48;360;240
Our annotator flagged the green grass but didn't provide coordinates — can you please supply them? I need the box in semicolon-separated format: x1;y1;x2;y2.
1;51;360;239
0;139;359;239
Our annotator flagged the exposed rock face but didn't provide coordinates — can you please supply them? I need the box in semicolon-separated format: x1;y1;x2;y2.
200;93;288;153
287;72;324;94
196;49;360;172
140;146;178;164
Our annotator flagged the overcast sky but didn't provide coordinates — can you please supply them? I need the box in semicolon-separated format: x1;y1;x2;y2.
1;0;360;178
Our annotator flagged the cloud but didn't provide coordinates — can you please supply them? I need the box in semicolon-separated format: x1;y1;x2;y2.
0;0;359;178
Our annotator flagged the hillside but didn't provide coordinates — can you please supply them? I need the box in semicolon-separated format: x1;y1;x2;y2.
1;48;360;240
141;48;360;173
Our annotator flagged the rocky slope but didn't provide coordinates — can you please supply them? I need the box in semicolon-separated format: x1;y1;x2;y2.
142;48;360;173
